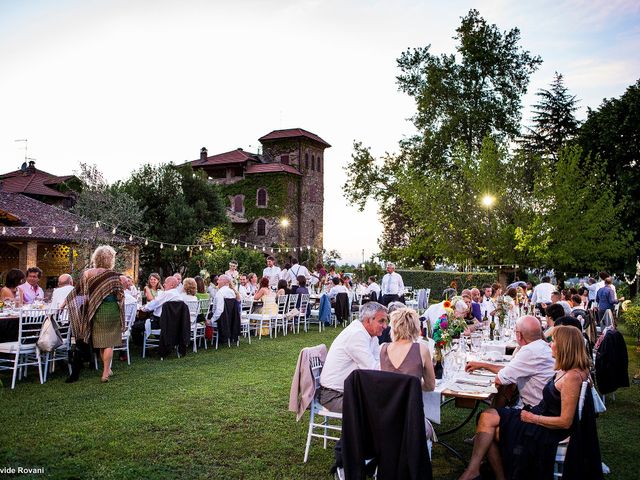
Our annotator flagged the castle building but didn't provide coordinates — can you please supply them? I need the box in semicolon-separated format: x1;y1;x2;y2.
185;128;329;253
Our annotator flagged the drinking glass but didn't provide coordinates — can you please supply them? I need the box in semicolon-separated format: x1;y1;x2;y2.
471;333;482;351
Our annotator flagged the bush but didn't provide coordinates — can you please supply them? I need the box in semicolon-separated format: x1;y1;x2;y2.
621;305;640;339
397;270;497;301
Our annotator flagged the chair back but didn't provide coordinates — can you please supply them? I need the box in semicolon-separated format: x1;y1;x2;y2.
287;294;299;313
49;307;72;346
18;309;47;346
299;294;310;315
241;298;253;316
185;300;200;325
309;353;324;394
198;297;211;316
276;295;288;315
124;303;137;330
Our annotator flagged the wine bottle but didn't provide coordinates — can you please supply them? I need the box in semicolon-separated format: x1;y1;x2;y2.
489;316;495;341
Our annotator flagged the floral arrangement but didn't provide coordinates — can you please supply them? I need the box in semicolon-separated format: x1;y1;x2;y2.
432;299;468;351
493;295;513;323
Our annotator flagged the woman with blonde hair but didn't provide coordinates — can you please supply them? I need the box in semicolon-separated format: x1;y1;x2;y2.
459;326;598;480
67;245;125;383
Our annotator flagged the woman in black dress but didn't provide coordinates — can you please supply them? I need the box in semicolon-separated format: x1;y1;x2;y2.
459;326;591;480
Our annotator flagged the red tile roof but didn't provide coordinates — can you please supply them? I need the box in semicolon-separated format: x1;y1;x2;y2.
189;149;257;167
245;164;302;176
0;168;76;198
0;192;133;243
259;129;331;148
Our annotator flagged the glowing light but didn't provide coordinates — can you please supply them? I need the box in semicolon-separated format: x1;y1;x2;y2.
28;227;32;234
95;221;100;228
160;243;164;249
52;226;56;234
145;239;148;246
280;217;290;227
481;195;496;208
74;224;78;232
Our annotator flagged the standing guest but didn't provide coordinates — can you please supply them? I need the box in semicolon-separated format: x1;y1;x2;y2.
246;273;258;296
459;326;598;480
238;274;251;299
66;245;124;383
279;263;291;283
577;287;589;309
262;256;281;288
586;278;598;308
595;277;623;319
18;266;44;303
328;265;339;280
50;274;74;309
225;260;240;286
319;302;388;412
288;258;310;286
295;276;310;297
531;276;555;312
1;268;26;304
380;262;405;306
595;271;616;296
143;273;163;303
366;276;381;302
466;315;555;408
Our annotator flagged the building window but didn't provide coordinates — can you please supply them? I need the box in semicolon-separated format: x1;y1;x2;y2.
256;219;266;236
281;154;289;165
311;155;315;171
318;155;322;172
305;153;309;170
256;188;268;207
232;195;244;213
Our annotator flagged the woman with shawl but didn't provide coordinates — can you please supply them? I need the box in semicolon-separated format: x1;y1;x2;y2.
67;245;125;383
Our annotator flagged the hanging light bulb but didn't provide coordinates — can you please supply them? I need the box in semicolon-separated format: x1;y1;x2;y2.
129;234;133;241
253;245;257;250
186;246;190;252
74;224;78;232
174;245;177;251
262;246;265;251
244;242;248;248
307;245;311;250
221;242;225;248
95;221;100;228
145;238;148;246
160;243;164;249
52;226;56;234
199;245;202;251
2;226;6;234
209;244;213;250
28;227;32;234
112;227;117;234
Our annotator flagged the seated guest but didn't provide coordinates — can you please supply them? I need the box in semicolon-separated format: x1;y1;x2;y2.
181;277;198;303
381;307;436;439
327;276;348;300
125;276;139;301
366;276;381;301
551;290;572;316
143;273;162;303
246;273;258;296
319;302;388;412
207;274;219;298
238;274;251;299
461;290;482;323
141;276;183;322
50;274;74;309
466;315;554;408
1;268;26;304
208;275;238;326
194;276;209;301
469;288;483;321
378;301;404;344
295;276;310;297
276;279;289;297
545;303;566;330
570;294;588;326
173;272;184;293
18;266;44;303
459;326;595;480
120;276;138;305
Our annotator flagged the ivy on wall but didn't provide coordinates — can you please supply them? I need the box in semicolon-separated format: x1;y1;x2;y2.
219;173;295;223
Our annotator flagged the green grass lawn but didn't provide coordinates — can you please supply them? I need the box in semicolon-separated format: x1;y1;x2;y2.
1;325;639;479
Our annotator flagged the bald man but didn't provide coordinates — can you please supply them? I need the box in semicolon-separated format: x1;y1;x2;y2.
466;315;554;408
50;274;74;309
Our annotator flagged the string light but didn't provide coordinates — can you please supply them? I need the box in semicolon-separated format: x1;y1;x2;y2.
145;238;148;246
186;246;190;252
28;227;32;234
2;226;6;234
198;245;202;251
210;245;213;250
52;226;56;233
112;227;117;234
74;224;78;232
262;246;265;251
129;234;133;241
160;243;164;249
95;221;99;228
174;245;177;251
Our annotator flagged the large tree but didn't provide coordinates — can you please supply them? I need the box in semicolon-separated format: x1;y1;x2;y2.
577;79;640;270
344;9;541;265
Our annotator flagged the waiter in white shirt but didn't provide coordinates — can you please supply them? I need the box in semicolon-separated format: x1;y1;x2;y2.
380;263;405;306
530;276;556;312
262;256;281;288
288;258;310;287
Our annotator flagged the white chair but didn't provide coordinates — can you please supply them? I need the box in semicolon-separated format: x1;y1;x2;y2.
307;297;324;332
350;291;363;323
194;298;210;351
42;308;71;382
271;295;289;338
297;294;310;333
108;303;137;365
0;308;46;389
285;293;299;334
185;300;202;353
304;353;342;462
239;298;253;344
142;315;161;358
553;381;588;478
247;299;272;340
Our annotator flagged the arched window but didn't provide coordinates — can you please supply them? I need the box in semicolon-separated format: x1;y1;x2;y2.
256;188;268;207
256;219;266;236
318;155;322;172
233;195;244;213
311;155;315;171
305;153;309;170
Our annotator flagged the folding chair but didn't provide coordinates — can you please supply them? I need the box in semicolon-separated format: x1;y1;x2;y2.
240;298;254;343
298;294;310;333
185;300;202;353
285;293;299;334
0;308;46;389
43;308;72;381
304;354;343;462
271;295;289;338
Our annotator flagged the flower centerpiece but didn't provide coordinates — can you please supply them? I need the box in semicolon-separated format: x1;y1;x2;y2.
432;298;469;352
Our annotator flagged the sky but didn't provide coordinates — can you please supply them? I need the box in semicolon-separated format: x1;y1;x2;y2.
1;0;639;264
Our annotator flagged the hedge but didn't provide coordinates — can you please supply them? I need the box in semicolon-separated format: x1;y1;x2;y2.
397;270;497;301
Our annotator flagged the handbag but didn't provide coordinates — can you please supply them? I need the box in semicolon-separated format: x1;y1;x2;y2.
37;315;64;352
205;324;214;341
591;385;606;414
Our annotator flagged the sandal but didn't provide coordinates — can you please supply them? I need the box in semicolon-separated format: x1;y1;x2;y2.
101;376;109;383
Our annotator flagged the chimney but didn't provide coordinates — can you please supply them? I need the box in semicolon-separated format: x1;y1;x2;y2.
27;160;36;175
200;147;207;161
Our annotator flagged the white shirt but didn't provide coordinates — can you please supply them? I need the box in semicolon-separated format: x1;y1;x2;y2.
587;283;598;301
238;284;250;300
263;266;281;287
366;282;381;299
50;285;74;310
319;320;380;392
288;264;310;285
328;284;348;300
531;282;555;305
143;289;185;317
124;290;138;305
496;339;555;408
128;285;140;301
207;284;218;298
381;272;404;296
175;283;185;294
211;285;238;323
479;296;494;317
595;280;616;297
424;302;447;333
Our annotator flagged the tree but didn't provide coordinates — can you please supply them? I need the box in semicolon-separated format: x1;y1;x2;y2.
117;163;228;275
344;10;542;266
520;72;580;162
515;145;631;276
577;79;640;270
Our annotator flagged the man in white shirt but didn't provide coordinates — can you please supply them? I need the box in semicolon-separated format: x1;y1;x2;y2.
238;274;250;299
366;276;381;301
380;263;405;306
479;284;494;318
173;273;185;294
466;315;554;408
327;277;348;300
209;275;239;325
50;274;74;309
142;276;184;320
288;258;310;286
318;302;388;412
530;276;555;311
262;256;281;288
